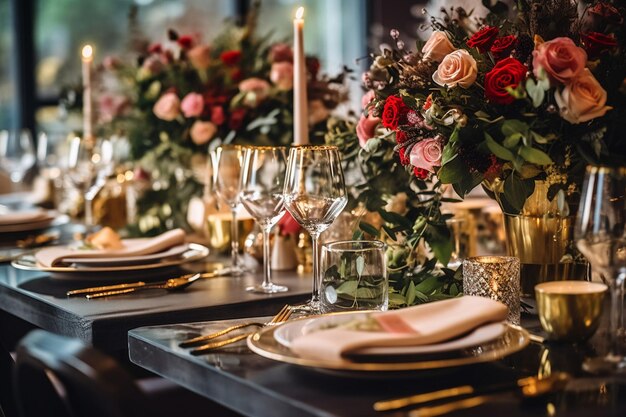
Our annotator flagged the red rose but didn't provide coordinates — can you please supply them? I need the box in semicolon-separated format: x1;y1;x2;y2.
589;3;623;25
413;167;429;180
398;147;410;166
306;57;321;80
467;26;499;53
220;50;242;66
395;130;409;145
148;43;162;54
484;57;527;105
490;35;517;60
581;32;618;58
229;108;247;130
231;69;243;82
381;96;409;130
177;35;194;49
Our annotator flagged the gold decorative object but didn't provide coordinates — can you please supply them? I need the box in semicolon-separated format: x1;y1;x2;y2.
91;176;128;230
462;256;521;325
205;212;254;254
295;231;313;274
504;182;588;298
535;281;607;342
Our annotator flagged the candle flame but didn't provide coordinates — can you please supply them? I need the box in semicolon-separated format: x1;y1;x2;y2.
81;45;93;60
295;7;304;19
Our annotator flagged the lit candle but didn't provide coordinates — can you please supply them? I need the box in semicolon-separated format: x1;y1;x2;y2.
293;6;308;145
81;44;94;140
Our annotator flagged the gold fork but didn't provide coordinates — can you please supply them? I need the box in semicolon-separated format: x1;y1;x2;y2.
188;305;292;355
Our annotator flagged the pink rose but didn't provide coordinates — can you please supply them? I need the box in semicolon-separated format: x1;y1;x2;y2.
270;62;294;90
421;31;455;62
361;90;376;110
142;55;164;75
181;92;204;118
409;138;442;172
432;50;477;89
270;43;293;63
211;106;225;126
152;92;180;121
98;94;129;123
532;37;587;85
190;120;217;145
187;45;211;70
554;69;612;124
356;115;381;148
238;78;271;107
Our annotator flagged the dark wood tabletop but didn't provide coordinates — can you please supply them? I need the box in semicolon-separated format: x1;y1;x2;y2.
128;311;626;417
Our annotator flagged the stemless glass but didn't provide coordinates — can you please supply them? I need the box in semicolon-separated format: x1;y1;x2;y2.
283;145;348;314
575;166;626;373
240;146;289;293
212;145;247;276
0;129;36;184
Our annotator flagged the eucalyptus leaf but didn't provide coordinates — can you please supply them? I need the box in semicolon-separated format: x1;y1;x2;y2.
356;256;366;278
336;280;358;296
359;221;380;237
519;146;553;165
485;133;515;161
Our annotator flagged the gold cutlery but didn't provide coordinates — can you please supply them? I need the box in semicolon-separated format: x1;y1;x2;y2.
16;232;59;249
84;273;202;299
188;304;292;355
374;372;570;412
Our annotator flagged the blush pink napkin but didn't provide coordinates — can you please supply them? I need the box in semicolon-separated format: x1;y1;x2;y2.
35;228;186;267
0;210;49;225
289;296;508;361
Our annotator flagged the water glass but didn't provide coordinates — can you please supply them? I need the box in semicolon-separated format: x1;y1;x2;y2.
462;256;521;325
0;129;36;184
320;240;388;313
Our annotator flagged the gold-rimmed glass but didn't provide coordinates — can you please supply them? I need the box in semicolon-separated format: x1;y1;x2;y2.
240;146;288;293
575;165;626;373
283;145;348;314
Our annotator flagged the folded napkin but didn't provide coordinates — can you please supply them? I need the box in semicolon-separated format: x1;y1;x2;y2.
0;210;49;226
35;228;186;267
289;296;508;361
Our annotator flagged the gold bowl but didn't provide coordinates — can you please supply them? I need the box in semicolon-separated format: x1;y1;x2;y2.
535;281;607;342
204;213;255;254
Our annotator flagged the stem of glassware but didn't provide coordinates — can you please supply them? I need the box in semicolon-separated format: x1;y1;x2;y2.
608;274;626;360
230;206;239;269
262;226;271;289
310;231;321;305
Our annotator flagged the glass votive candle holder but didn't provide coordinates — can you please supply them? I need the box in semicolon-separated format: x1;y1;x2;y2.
320;240;388;313
463;256;521;325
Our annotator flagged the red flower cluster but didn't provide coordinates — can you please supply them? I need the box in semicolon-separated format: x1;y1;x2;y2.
467;26;499;53
581;32;618;58
413;167;429;180
220;50;242;66
490;35;517;60
177;35;194;49
484;57;527;105
382;96;409;130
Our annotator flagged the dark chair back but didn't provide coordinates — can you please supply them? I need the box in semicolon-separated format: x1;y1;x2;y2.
1;340;17;417
13;330;151;417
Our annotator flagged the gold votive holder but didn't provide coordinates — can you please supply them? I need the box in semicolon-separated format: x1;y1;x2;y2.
205;212;255;254
535;281;607;343
463;256;521;325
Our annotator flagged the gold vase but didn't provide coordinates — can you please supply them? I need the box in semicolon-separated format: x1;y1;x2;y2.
503;182;588;298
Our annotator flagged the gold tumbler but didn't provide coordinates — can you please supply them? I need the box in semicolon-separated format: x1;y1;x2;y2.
205;212;254;254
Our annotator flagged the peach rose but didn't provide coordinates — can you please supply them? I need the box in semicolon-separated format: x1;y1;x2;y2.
181;92;204;118
270;62;294;90
532;37;587;85
421;31;455;62
187;45;211;70
554;69;612;124
356;114;381;148
153;92;180;121
190;120;217;145
361;90;376;110
238;77;271;107
409;137;442;172
432;50;477;89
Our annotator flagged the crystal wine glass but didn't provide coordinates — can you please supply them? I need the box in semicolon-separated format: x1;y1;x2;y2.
283;145;348;314
575;165;626;373
240;146;289;293
212;145;247;276
0;129;36;186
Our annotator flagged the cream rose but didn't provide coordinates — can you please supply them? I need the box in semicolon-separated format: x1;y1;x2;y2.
190;120;217;145
409;137;442;172
422;31;455;62
152;92;180;121
238;77;271;107
432;50;477;89
554;69;612;124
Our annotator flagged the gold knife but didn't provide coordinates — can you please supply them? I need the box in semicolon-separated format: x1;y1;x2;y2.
407;396;489;417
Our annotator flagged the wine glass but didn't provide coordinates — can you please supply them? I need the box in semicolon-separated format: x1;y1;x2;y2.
575;165;626;373
212;145;247;276
240;146;289;293
66;135;113;229
0;129;36;186
283;145;348;314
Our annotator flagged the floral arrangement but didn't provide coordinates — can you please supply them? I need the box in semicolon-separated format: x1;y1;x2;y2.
328;0;626;306
97;3;348;235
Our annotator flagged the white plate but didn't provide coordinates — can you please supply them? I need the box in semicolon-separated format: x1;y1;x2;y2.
273;312;505;356
62;244;190;267
10;243;210;281
0;215;55;233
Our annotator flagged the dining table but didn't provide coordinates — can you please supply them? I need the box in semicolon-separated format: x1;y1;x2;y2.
127;306;626;417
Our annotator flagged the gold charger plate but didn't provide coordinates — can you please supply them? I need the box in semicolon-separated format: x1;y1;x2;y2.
10;243;210;281
247;314;530;373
